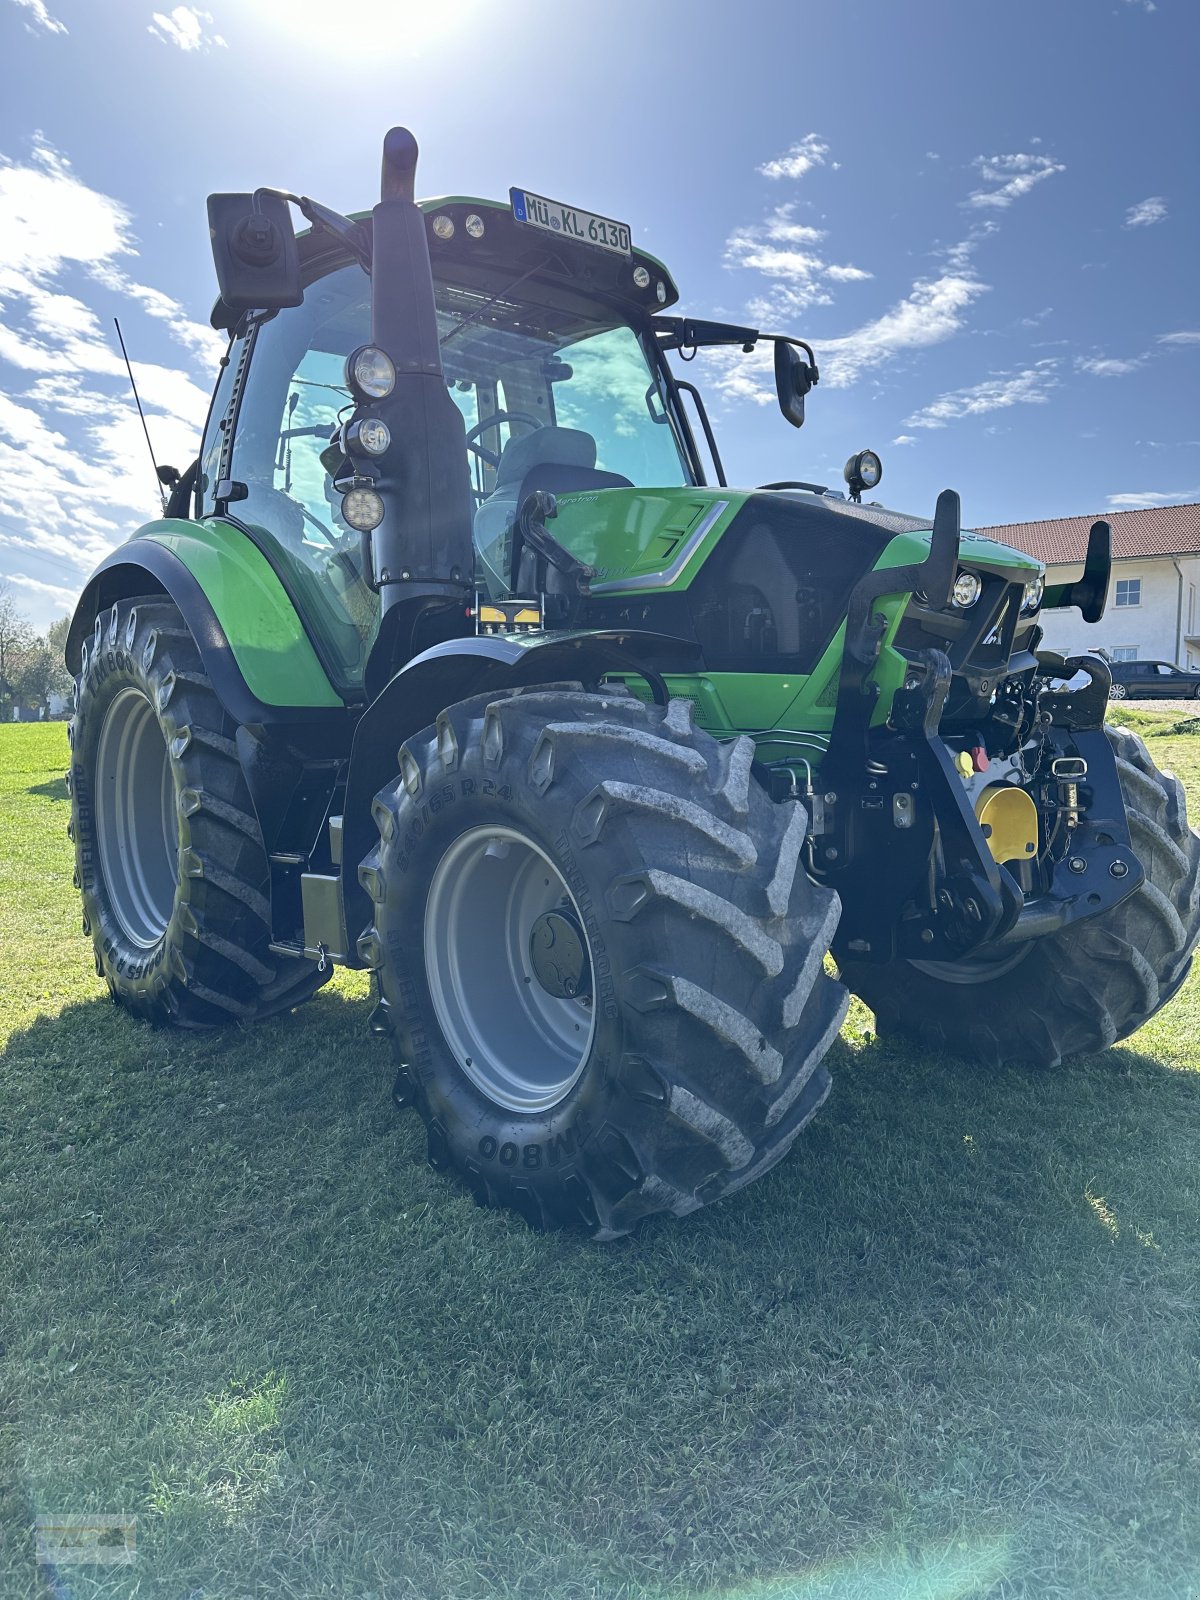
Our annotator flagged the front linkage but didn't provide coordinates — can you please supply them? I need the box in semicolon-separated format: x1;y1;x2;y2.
812;491;1141;966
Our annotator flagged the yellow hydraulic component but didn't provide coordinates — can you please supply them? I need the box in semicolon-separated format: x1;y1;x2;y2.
975;783;1040;865
954;750;974;779
477;599;543;634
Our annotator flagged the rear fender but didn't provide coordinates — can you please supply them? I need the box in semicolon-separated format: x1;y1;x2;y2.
66;521;344;721
68;529;356;870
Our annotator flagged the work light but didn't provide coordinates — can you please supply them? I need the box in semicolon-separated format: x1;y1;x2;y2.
341;486;385;532
346;345;396;400
843;449;882;499
345;417;392;457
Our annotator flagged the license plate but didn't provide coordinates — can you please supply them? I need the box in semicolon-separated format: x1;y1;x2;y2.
510;188;631;256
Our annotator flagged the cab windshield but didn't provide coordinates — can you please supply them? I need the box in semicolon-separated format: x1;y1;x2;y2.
207;262;692;687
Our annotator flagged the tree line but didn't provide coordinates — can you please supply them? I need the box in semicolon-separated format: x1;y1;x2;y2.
0;582;74;720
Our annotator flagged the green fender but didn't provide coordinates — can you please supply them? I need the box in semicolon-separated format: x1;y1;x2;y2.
67;518;344;713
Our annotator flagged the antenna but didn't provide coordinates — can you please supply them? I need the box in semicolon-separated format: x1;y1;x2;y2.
114;318;167;512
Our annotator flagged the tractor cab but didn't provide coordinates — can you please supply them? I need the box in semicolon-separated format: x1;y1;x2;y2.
196;197;703;694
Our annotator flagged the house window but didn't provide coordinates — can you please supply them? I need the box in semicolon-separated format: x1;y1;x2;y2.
1114;578;1141;608
1109;646;1138;662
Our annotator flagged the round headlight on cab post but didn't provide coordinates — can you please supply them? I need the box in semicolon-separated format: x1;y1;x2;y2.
951;570;982;609
341;486;385;532
345;345;396;401
345;416;392;458
843;449;882;501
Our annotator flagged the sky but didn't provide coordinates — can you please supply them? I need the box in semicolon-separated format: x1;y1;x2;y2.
0;0;1196;630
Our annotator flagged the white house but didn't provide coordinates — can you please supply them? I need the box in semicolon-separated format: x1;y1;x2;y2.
975;502;1200;671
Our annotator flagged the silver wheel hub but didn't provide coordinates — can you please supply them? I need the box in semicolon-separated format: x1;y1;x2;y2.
424;826;596;1113
94;688;179;948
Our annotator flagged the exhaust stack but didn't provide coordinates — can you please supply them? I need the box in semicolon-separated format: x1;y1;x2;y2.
362;127;474;676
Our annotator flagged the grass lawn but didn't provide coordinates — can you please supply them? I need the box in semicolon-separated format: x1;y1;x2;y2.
2;714;1199;1600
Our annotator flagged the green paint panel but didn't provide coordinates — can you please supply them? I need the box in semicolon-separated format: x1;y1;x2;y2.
139;519;342;708
876;525;1042;575
549;489;746;589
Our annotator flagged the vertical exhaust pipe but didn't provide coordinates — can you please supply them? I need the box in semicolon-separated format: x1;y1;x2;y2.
363;127;474;685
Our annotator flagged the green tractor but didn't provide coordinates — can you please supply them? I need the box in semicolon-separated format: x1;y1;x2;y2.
66;128;1200;1236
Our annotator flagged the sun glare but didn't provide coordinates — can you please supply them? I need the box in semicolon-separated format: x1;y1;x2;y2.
242;0;484;59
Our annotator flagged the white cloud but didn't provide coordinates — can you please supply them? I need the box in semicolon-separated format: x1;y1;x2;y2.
1122;0;1156;12
892;434;917;446
0;140;132;280
903;362;1059;429
147;5;226;51
0;140;213;595
1158;330;1200;345
1124;196;1167;228
89;265;225;365
10;0;66;32
704;262;989;408
722;204;872;324
824;264;873;282
758;135;830;182
1106;488;1198;510
1075;353;1145;377
2;571;78;609
964;152;1065;210
820;271;988;389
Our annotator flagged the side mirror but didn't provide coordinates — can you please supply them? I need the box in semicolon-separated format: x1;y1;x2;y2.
774;341;813;428
206;191;302;312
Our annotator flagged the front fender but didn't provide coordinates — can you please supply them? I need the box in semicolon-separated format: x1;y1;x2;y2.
341;628;700;949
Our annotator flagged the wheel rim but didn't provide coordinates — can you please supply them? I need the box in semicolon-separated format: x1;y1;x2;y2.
424;825;596;1113
1111;684;1127;700
95;688;179;948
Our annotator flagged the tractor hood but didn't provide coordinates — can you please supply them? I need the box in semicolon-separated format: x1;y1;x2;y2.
547;485;1040;598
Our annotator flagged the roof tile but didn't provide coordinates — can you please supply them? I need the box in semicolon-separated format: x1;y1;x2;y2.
975;502;1200;565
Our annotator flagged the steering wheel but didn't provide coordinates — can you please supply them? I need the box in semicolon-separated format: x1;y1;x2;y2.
463;410;542;469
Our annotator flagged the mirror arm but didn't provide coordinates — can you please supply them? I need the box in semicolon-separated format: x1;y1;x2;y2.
762;332;819;386
253;187;372;272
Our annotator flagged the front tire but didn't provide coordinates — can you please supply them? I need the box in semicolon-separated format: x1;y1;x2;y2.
360;688;848;1237
69;596;330;1027
841;726;1200;1067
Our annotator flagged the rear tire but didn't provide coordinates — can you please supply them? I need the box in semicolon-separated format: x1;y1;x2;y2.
840;725;1200;1067
68;596;330;1027
360;687;848;1237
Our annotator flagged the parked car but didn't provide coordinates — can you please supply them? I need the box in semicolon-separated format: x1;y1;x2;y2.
1108;659;1200;700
